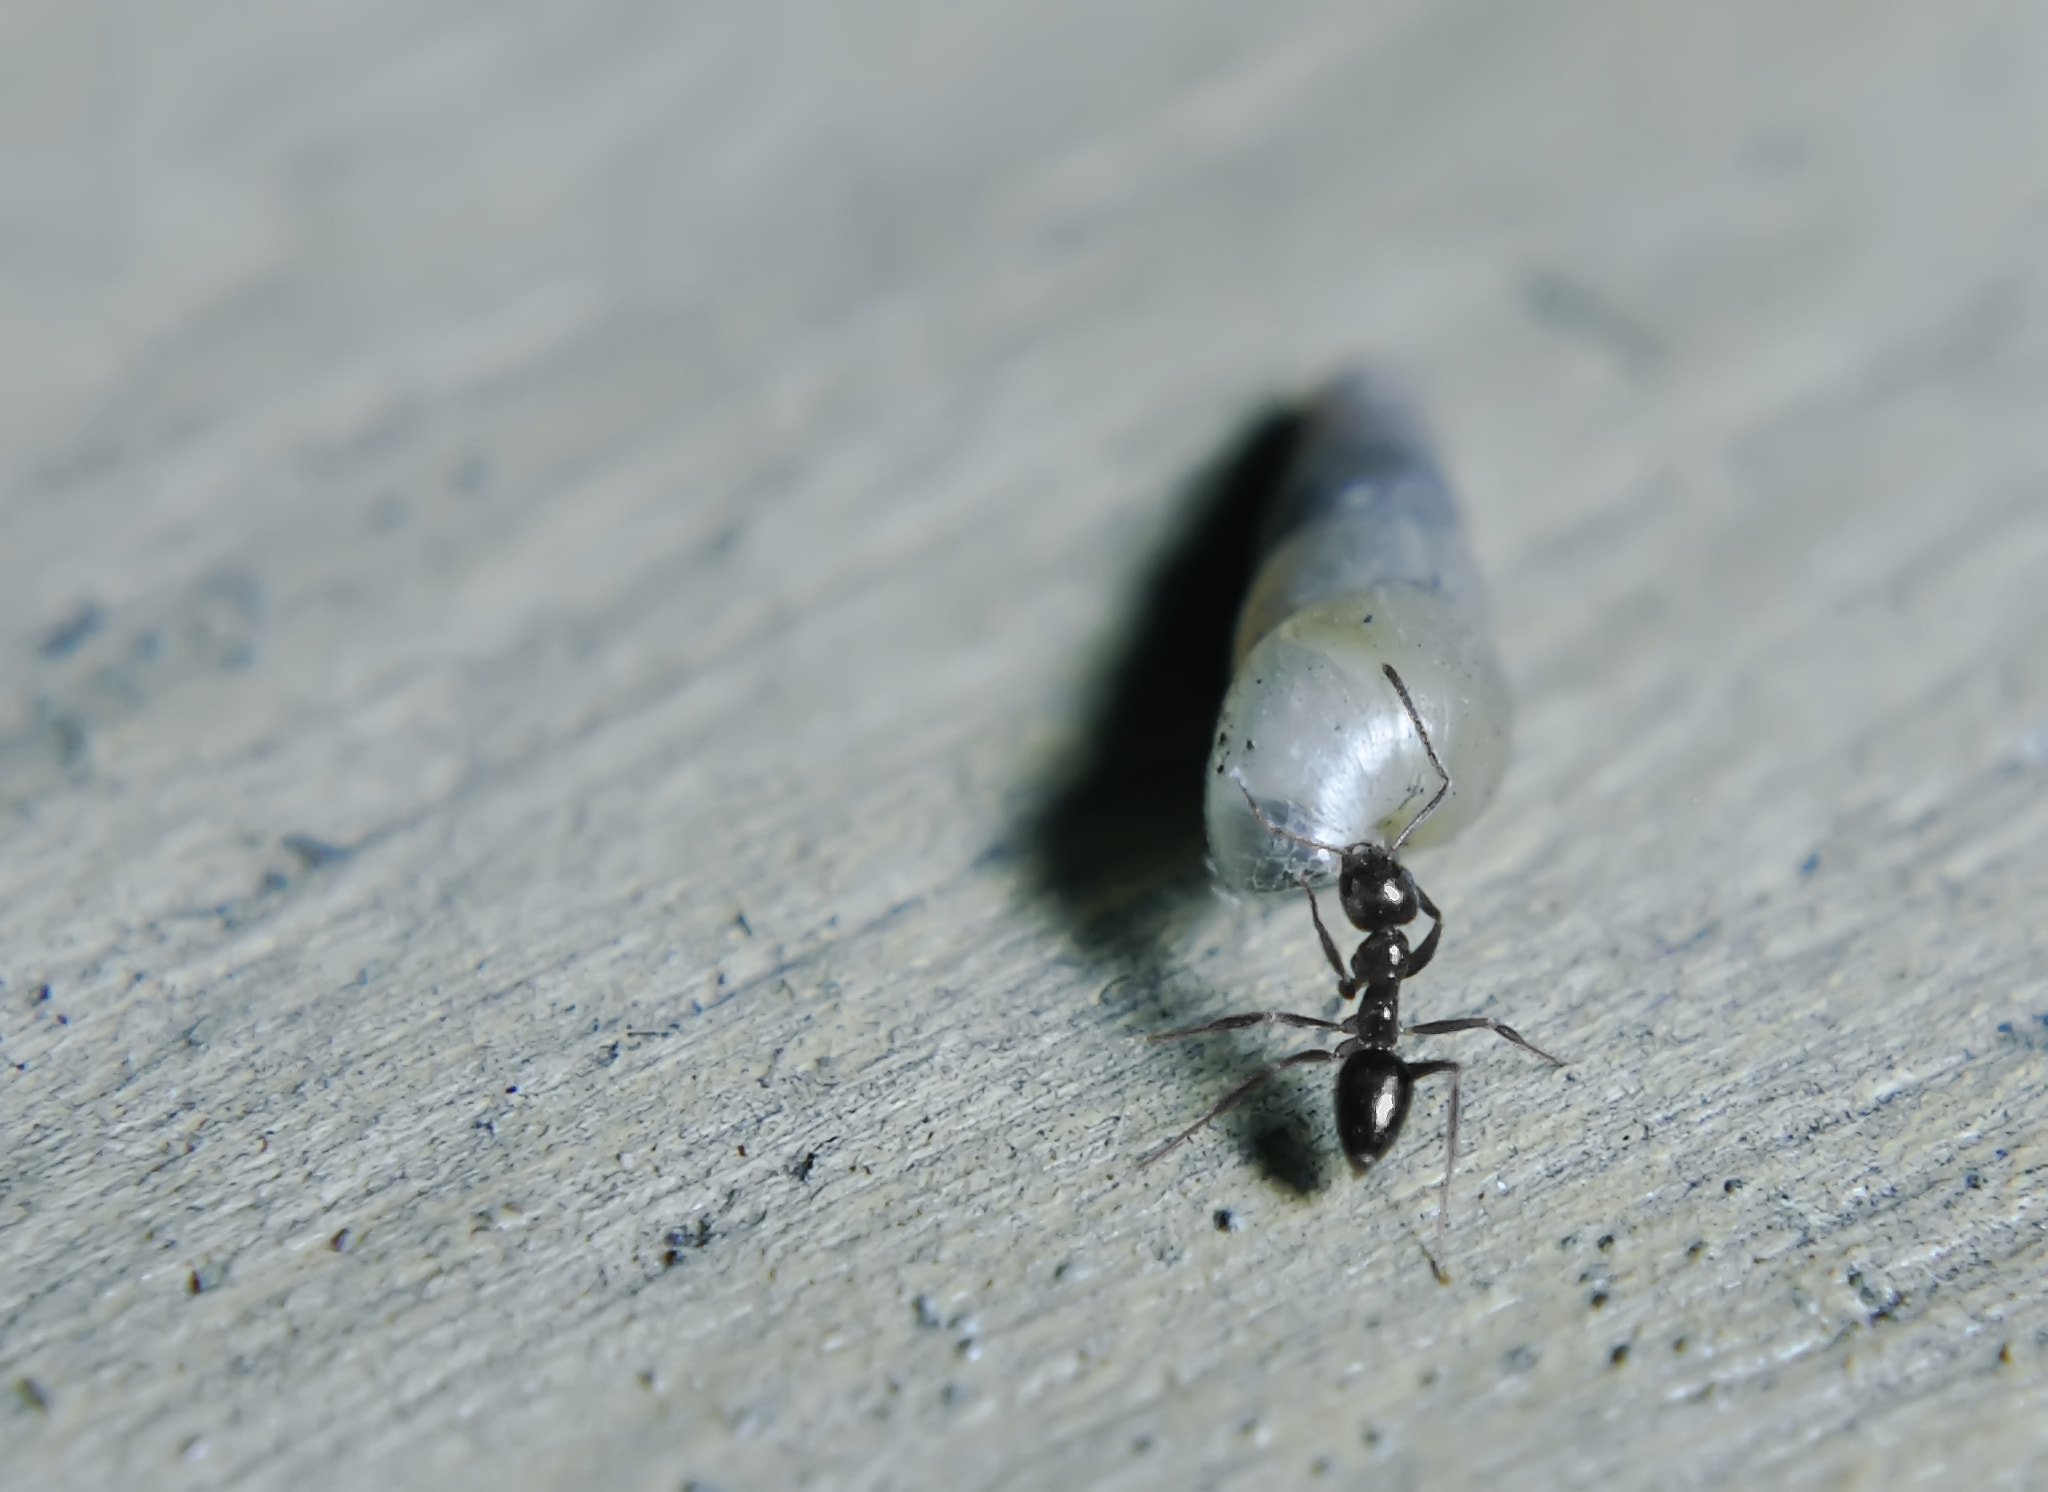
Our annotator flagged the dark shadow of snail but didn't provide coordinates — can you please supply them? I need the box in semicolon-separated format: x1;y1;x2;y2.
1019;397;1333;1195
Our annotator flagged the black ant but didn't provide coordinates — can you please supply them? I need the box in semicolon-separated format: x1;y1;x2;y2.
1142;662;1565;1274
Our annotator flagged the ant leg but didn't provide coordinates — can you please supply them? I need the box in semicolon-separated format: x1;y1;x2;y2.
1150;1011;1344;1043
1297;876;1359;998
1231;776;1346;860
1405;908;1444;978
1139;1049;1339;1169
1383;664;1453;853
1407;1017;1567;1067
1404;1058;1461;1271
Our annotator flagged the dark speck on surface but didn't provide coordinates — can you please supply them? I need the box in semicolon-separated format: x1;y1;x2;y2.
283;834;351;868
662;1218;713;1266
39;602;104;658
48;715;87;767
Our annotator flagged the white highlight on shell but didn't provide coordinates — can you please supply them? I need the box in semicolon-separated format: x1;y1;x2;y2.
1205;373;1510;891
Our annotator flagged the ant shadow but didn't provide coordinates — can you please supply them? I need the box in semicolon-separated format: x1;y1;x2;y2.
1021;395;1335;1195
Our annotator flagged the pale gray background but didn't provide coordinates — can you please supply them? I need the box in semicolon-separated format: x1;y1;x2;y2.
3;2;2046;1488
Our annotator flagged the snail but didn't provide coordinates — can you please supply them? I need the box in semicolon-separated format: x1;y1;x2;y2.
1205;372;1510;891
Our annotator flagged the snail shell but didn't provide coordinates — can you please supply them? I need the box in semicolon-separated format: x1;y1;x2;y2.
1205;373;1510;891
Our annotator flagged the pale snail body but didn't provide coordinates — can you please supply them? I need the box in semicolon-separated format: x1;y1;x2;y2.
1205;374;1511;892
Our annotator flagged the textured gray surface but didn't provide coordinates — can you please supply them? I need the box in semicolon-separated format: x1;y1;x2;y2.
4;3;2048;1488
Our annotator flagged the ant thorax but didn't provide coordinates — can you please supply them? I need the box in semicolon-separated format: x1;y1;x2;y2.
1350;997;1402;1050
1349;929;1412;1004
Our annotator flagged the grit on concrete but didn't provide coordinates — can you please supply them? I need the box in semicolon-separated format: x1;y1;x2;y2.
3;3;2046;1488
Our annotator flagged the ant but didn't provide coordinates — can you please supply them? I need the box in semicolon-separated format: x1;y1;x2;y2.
1142;663;1564;1274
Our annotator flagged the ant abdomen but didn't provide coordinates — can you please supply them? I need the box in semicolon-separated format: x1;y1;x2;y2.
1336;1051;1411;1173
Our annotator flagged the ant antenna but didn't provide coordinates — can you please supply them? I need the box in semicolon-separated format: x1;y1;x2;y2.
1382;664;1451;853
1231;772;1348;861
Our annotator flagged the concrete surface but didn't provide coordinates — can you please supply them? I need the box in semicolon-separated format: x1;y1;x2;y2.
3;2;2046;1487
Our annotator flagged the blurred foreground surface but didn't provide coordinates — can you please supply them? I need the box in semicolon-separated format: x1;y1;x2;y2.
3;2;2046;1486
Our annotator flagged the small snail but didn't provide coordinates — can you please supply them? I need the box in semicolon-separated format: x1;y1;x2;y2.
1205;373;1510;891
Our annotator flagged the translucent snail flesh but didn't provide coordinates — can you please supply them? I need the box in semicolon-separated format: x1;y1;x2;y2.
1205;373;1510;891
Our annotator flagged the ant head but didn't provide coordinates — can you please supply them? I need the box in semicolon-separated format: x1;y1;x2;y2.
1337;844;1419;931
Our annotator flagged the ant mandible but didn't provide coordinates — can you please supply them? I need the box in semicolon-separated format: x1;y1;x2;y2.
1142;663;1565;1274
